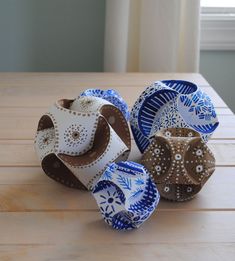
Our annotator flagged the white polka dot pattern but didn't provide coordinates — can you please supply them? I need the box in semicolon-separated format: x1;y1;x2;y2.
141;128;216;201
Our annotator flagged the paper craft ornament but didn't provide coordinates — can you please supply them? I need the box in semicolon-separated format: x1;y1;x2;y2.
130;80;219;153
141;128;215;201
92;161;160;230
34;95;131;190
81;88;130;120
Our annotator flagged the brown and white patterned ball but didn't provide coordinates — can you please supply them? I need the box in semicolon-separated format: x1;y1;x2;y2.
141;128;215;201
34;96;131;190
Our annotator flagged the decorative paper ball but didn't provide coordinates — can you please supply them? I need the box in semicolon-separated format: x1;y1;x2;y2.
80;88;130;120
92;161;160;230
34;95;131;190
130;80;219;153
141;128;215;201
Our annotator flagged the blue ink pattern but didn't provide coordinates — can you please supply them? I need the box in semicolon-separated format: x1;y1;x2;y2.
92;161;160;230
130;80;219;153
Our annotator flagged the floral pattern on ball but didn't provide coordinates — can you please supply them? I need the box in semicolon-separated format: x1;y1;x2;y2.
92;161;160;230
63;124;88;148
79;97;95;111
38;128;55;150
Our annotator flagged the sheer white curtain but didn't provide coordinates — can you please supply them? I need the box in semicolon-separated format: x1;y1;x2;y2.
104;0;200;72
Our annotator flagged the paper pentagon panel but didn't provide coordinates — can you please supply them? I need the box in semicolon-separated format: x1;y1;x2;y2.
130;80;219;153
35;95;131;190
92;161;160;230
141;128;215;201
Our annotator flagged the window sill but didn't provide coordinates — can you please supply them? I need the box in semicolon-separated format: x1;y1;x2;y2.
200;10;235;50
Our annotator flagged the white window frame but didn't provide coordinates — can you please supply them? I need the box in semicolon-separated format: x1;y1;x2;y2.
200;6;235;50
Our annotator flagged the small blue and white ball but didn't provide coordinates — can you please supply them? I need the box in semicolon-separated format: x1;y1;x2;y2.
92;161;160;230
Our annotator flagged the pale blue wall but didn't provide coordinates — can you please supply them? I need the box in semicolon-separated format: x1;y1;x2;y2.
200;51;235;113
0;0;105;71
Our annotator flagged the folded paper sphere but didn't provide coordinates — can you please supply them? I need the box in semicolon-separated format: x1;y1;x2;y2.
80;89;130;120
92;161;160;230
34;95;131;190
141;128;215;201
130;80;219;153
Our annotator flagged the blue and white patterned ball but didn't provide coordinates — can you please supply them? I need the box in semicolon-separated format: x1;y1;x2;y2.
92;161;160;230
130;80;219;153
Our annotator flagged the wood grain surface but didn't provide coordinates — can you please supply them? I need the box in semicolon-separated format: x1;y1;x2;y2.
0;73;234;261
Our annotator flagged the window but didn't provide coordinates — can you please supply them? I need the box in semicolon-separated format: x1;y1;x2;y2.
201;0;235;8
200;0;235;50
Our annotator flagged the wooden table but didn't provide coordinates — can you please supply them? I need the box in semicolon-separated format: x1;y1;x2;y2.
0;73;235;261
